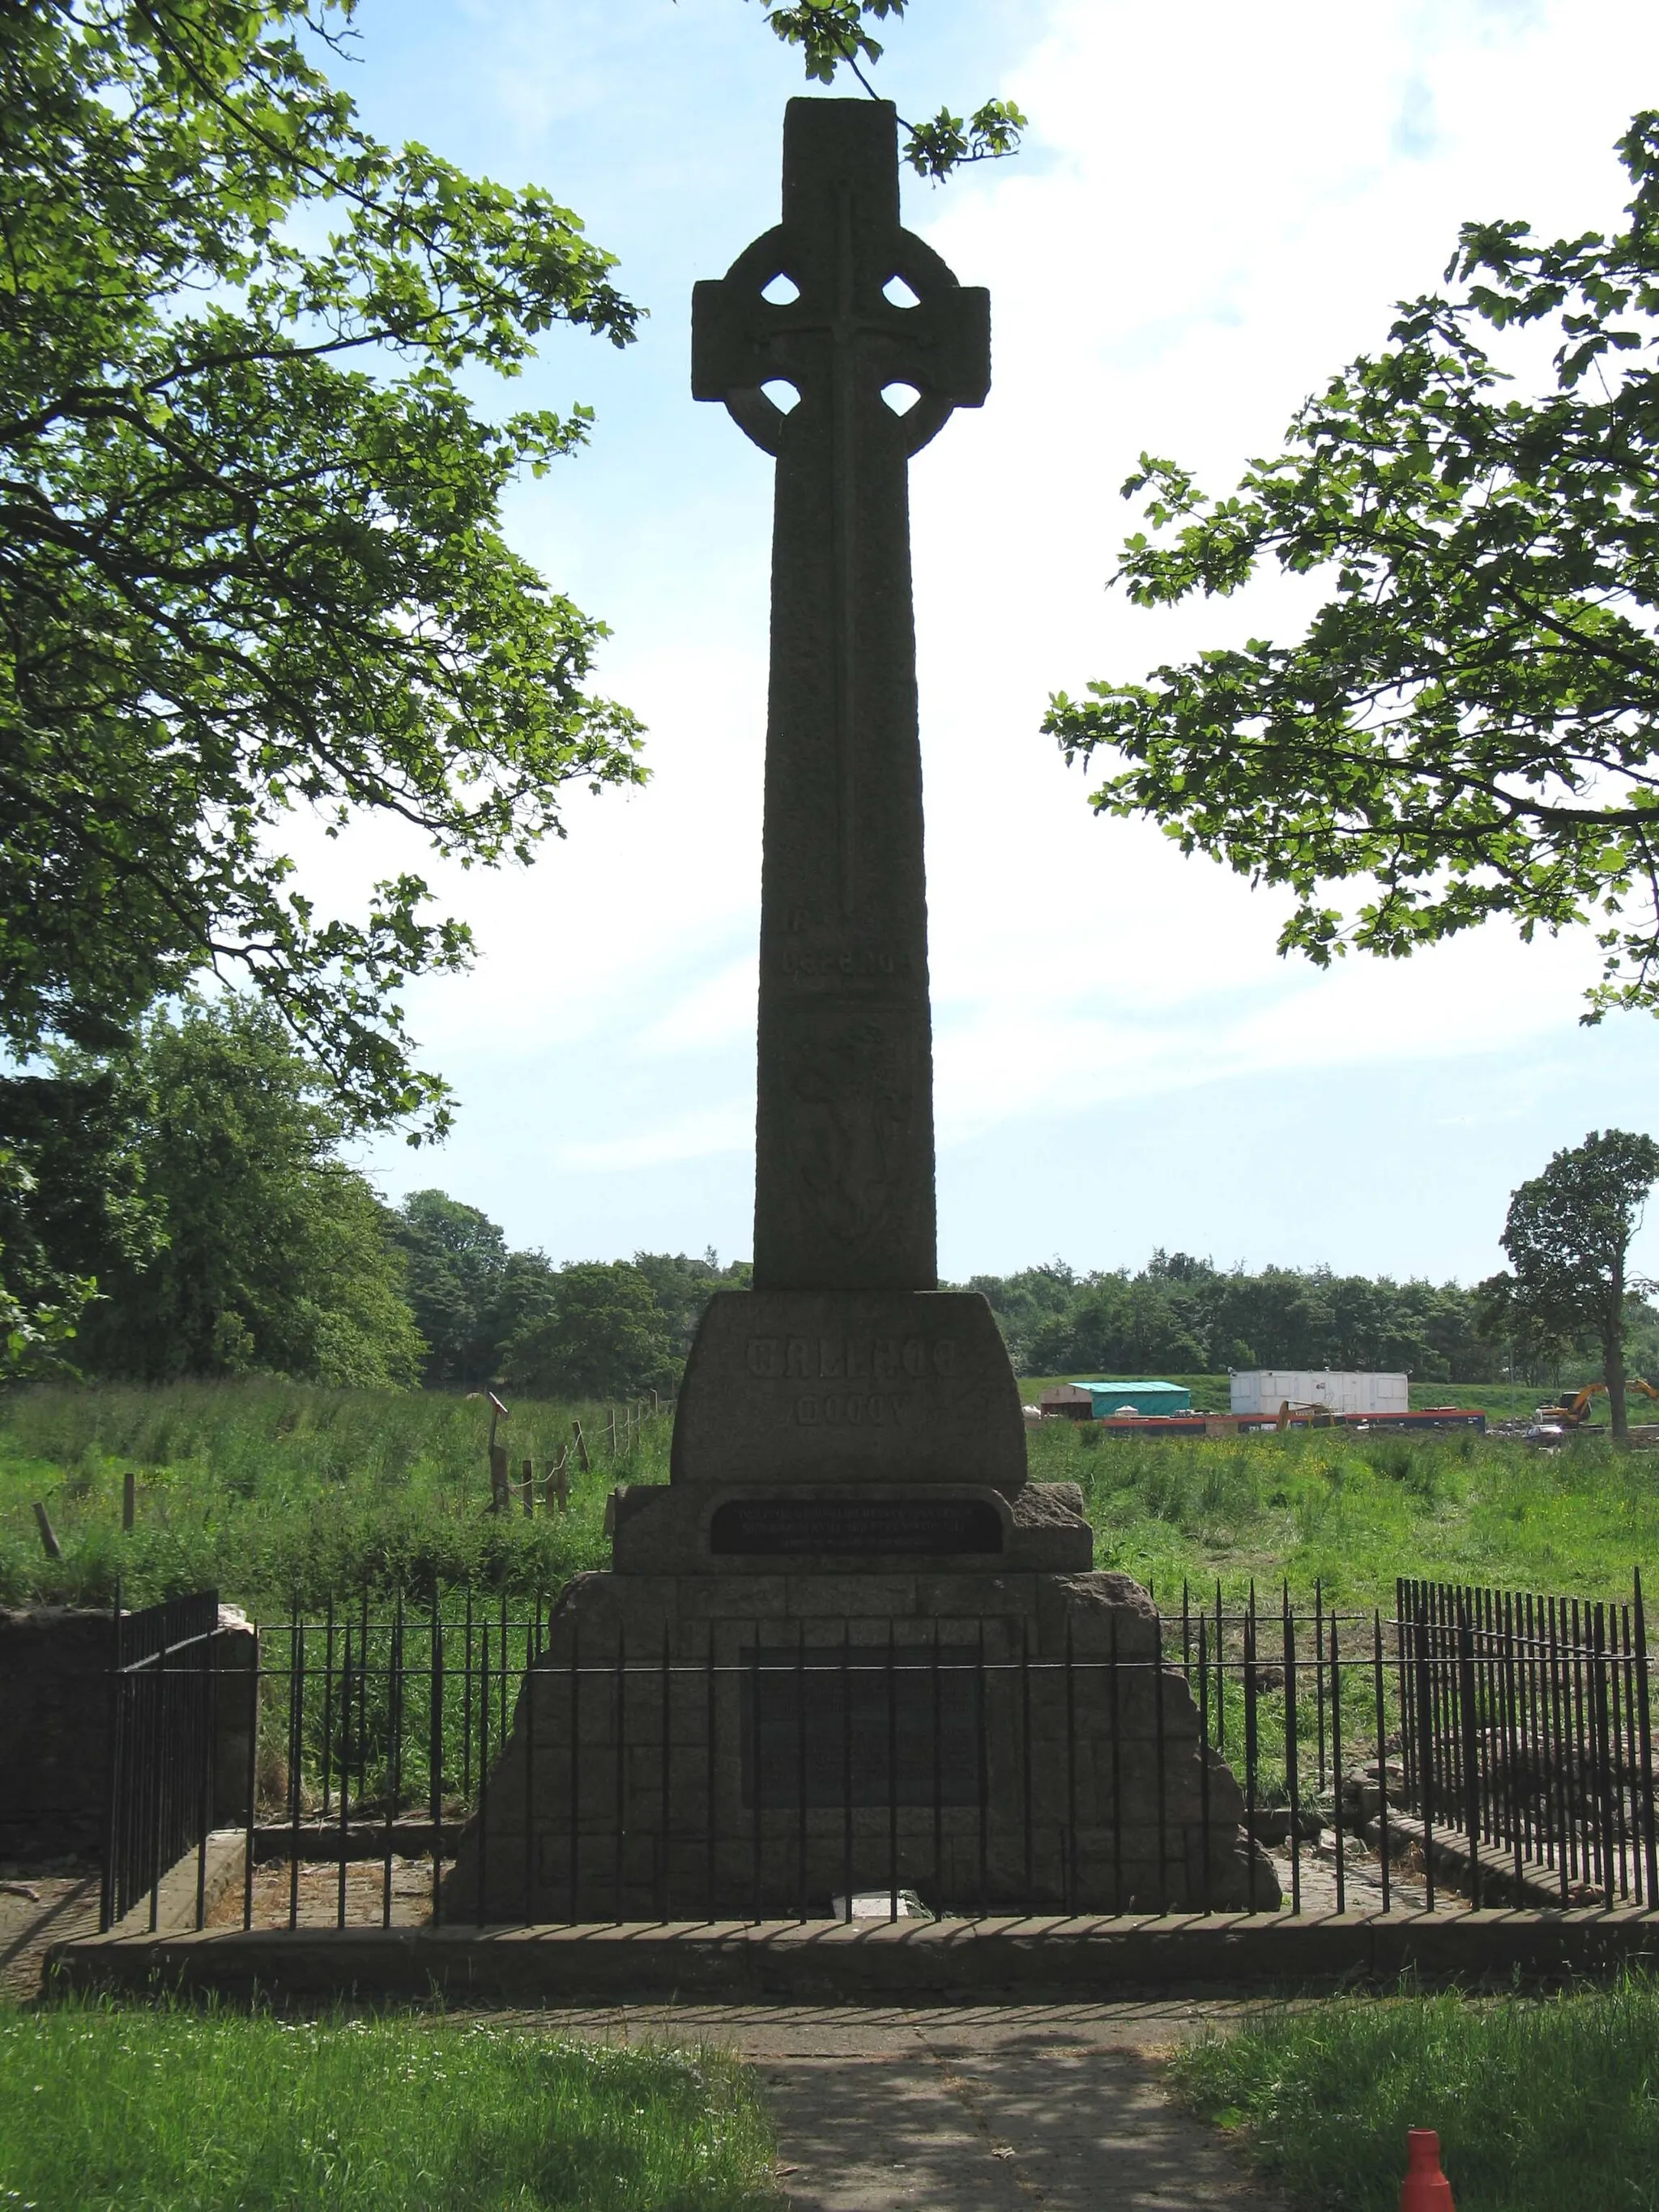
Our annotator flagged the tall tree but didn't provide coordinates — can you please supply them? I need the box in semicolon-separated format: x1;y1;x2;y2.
0;0;1017;1160
500;1261;679;1402
2;0;646;1136
1046;115;1659;1022
0;1149;96;1381
629;1249;751;1362
386;1188;563;1386
3;996;425;1386
389;1189;508;1387
1484;1130;1659;1437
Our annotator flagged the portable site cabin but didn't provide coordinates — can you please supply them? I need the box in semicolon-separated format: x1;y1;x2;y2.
1039;1379;1194;1421
1229;1370;1409;1417
1038;1383;1094;1421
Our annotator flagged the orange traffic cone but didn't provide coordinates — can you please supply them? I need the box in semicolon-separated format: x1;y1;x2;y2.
1401;2129;1455;2211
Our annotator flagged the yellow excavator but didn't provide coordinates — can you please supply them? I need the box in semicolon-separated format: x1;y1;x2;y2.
1535;1379;1659;1429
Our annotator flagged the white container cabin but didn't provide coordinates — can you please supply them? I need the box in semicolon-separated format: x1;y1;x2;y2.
1229;1370;1410;1417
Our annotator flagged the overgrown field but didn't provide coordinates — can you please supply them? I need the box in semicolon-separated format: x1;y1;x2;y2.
0;1997;778;2212
2;1379;1654;1618
1026;1416;1658;1609
1170;1972;1659;2212
0;1381;634;1614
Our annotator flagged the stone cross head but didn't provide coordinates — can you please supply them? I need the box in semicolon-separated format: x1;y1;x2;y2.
692;99;990;459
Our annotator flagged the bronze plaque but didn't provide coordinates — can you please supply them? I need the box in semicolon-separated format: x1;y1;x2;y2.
710;1496;1002;1557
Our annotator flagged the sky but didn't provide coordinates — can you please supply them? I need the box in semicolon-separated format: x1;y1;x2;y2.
307;0;1659;1287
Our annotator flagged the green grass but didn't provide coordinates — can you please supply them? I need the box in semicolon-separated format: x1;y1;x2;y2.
1169;1973;1659;2212
3;1379;1655;1620
1022;1417;1658;1610
0;1380;651;1615
0;1998;778;2212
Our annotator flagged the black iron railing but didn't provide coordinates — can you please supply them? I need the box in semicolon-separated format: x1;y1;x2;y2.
102;1578;1659;1931
100;1590;221;1930
1397;1574;1658;1909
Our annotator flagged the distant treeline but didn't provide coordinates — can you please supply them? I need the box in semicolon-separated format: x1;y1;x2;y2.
960;1252;1659;1386
3;999;1649;1396
0;997;743;1400
389;1191;748;1397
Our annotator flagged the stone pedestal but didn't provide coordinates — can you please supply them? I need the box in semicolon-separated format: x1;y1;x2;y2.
671;1289;1027;1492
441;1473;1279;1921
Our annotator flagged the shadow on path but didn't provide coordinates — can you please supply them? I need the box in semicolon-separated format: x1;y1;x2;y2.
532;2001;1277;2212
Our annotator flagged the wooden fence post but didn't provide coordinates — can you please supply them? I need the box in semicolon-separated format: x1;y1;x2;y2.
485;1389;510;1512
572;1420;590;1474
553;1447;570;1514
522;1459;534;1517
122;1470;135;1532
32;1502;62;1559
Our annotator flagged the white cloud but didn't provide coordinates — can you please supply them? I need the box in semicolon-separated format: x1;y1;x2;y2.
557;1099;752;1173
633;954;758;1059
340;0;1659;1271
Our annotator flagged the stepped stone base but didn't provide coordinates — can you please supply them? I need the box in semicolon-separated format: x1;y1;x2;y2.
441;1558;1279;1924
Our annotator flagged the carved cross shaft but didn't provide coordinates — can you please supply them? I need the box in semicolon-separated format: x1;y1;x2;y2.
693;100;989;1294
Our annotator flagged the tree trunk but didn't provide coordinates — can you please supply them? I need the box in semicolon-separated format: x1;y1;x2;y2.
1606;1247;1629;1440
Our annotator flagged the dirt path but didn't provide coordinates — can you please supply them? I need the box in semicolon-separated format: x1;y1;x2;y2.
0;1870;100;2003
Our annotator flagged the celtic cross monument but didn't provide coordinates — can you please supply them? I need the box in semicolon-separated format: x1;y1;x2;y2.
446;103;1275;1923
671;97;1026;1498
693;96;987;1293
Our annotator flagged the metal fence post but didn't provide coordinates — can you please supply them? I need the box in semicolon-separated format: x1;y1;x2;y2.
1636;1569;1657;1911
1457;1600;1482;1909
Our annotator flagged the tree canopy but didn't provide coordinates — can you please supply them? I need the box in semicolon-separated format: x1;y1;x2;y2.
389;1191;511;1388
1;0;648;1135
499;1261;680;1402
1047;114;1659;1021
0;996;424;1385
1481;1129;1659;1437
0;0;1016;1159
752;2;1024;179
387;1188;564;1388
956;1252;1584;1387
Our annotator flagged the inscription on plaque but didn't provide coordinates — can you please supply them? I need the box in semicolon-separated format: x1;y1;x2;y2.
745;1336;957;1379
792;1392;907;1426
741;1644;983;1807
782;948;898;979
710;1496;1002;1557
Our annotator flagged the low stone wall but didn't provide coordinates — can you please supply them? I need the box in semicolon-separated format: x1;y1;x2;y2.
0;1605;257;1865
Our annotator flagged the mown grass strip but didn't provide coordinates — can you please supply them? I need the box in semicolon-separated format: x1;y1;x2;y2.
0;1998;778;2211
1168;1971;1659;2212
